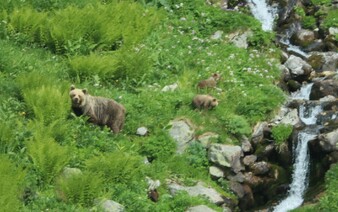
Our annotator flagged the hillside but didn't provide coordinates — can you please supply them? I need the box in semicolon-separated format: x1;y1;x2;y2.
0;0;337;211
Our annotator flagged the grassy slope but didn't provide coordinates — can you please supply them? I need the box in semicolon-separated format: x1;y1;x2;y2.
4;0;337;211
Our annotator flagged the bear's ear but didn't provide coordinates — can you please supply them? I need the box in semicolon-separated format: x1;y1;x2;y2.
82;88;88;94
70;85;76;90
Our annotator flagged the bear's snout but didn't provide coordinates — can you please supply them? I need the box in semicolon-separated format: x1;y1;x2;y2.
72;97;81;105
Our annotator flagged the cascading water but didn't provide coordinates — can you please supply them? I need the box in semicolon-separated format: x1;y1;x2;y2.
246;0;278;31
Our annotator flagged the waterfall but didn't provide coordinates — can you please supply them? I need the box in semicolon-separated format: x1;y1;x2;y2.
291;83;314;100
273;85;321;211
273;132;316;212
246;0;278;31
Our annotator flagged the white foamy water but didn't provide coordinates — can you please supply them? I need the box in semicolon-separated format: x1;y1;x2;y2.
247;0;277;31
291;83;314;100
273;132;316;212
299;104;322;125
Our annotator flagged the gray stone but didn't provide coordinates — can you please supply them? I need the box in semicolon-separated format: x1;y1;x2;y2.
251;122;268;145
208;144;244;173
168;182;224;205
241;136;252;153
284;55;312;76
243;155;257;166
136;127;148;136
186;205;217;212
61;167;82;179
197;132;219;148
168;119;195;154
98;199;124;212
209;166;224;179
251;161;270;175
318;129;338;152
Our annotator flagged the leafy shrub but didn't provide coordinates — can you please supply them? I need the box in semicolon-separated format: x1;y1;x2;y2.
22;85;69;125
27;136;71;185
85;151;144;184
56;171;103;207
271;124;293;145
139;131;176;162
0;155;26;212
185;141;209;169
316;163;338;211
223;114;251;137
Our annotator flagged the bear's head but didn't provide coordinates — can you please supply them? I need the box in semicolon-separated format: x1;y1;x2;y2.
209;98;218;108
69;85;88;107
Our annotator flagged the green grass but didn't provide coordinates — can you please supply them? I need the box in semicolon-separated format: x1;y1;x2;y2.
0;0;292;211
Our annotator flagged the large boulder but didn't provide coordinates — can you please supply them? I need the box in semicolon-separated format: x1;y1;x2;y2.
318;129;338;152
168;182;225;205
208;144;244;173
284;55;313;79
307;51;338;72
310;79;338;100
168;118;195;153
291;29;316;47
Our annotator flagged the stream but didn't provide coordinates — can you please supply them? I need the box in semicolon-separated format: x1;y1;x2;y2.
247;0;323;211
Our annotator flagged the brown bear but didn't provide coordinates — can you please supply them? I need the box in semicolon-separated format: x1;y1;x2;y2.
69;85;126;133
192;94;218;110
197;73;221;90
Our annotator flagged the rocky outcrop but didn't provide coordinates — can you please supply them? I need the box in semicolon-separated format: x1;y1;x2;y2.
310;79;338;100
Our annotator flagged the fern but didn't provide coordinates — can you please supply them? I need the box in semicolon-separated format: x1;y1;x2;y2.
85;151;144;185
27;136;70;185
56;171;103;207
0;155;26;212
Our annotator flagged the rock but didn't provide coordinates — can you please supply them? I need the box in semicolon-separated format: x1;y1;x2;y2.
209;166;224;179
168;119;195;154
196;132;219;148
241;136;252;153
162;83;178;92
251;122;268;145
61;167;82;179
251;161;271;175
280;108;301;127
186;205;216;212
310;79;338;100
168;182;225;205
146;176;160;190
227;172;245;183
243;155;257;166
136;127;148;136
284;55;312;77
304;39;324;52
227;30;253;49
307;51;338;72
208;144;244;173
229;182;254;210
210;30;223;40
318;129;338;152
279;64;291;82
97;199;125;212
291;29;316;47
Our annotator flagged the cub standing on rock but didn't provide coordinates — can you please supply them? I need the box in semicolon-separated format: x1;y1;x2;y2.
192;94;218;110
69;85;126;134
197;73;221;90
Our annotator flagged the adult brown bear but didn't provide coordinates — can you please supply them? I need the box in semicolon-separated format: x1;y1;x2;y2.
69;85;126;133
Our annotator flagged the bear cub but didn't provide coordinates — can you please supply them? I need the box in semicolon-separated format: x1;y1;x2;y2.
69;85;126;133
192;94;218;110
197;73;221;90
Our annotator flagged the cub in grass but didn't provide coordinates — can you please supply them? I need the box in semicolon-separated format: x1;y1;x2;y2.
192;94;219;110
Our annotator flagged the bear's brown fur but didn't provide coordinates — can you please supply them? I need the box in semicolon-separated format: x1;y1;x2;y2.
197;73;221;89
192;94;218;110
69;85;126;133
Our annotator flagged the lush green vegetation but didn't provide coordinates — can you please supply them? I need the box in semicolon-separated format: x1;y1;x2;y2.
6;0;338;211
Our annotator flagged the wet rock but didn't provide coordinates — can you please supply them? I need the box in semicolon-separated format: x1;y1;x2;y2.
307;51;338;72
291;29;316;47
318;129;338;152
279;108;301;127
284;55;313;77
310;79;338;100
